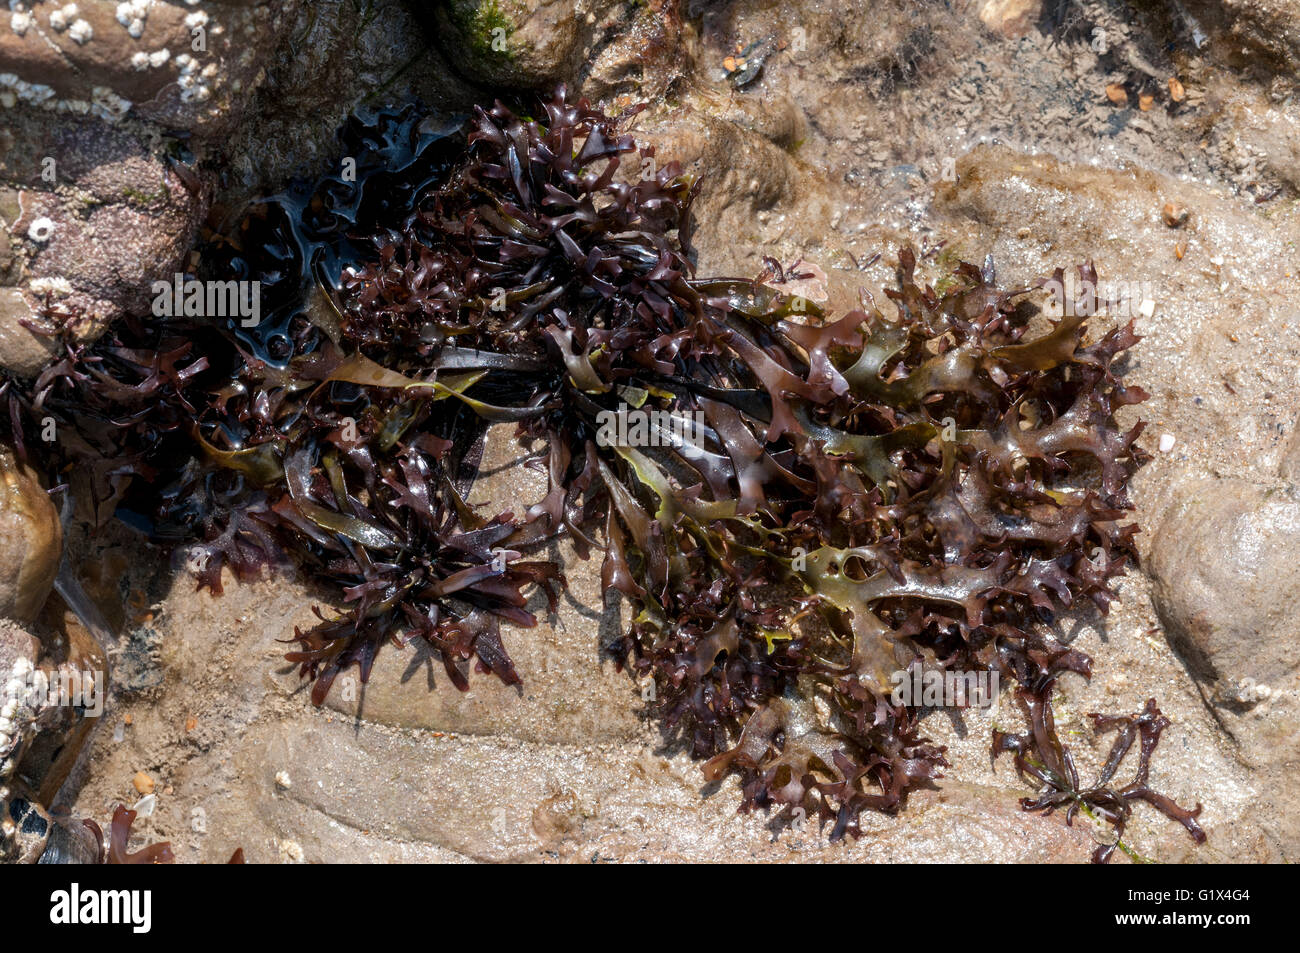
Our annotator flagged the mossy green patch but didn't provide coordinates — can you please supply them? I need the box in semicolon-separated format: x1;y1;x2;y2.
449;0;516;60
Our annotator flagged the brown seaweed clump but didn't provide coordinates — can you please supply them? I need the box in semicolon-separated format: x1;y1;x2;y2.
1;88;1202;860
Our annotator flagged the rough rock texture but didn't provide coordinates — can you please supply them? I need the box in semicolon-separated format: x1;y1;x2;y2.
0;1;311;378
1282;417;1300;481
0;789;49;862
0;0;475;380
0;451;61;624
1148;478;1300;691
0;110;208;376
1182;0;1300;70
0;1;298;135
978;0;1042;38
0;619;40;773
427;0;684;100
213;0;482;209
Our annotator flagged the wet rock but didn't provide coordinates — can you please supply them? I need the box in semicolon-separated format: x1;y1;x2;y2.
0;112;208;377
0;448;62;625
630;103;799;275
1147;474;1300;856
0;288;57;378
430;0;604;89
311;427;641;744
1281;416;1300;482
934;143;1300;509
978;0;1042;38
1182;0;1300;71
0;0;298;136
1214;95;1300;198
147;707;1117;863
0;790;50;863
0;619;38;679
1148;477;1300;693
0;619;39;771
36;813;102;864
422;0;684;100
577;0;689;101
319;559;643;746
700;0;927;86
216;0;480;202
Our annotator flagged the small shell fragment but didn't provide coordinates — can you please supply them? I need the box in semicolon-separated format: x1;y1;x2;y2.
1158;433;1176;453
133;793;157;818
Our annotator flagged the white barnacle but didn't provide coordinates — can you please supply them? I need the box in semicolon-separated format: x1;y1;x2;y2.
131;51;150;71
18;82;55;106
29;276;73;296
90;85;132;122
26;216;55;243
10;10;32;35
148;47;169;68
115;0;150;37
67;17;92;43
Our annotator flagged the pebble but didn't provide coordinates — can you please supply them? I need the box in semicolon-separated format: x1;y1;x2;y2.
132;770;155;795
1162;201;1189;227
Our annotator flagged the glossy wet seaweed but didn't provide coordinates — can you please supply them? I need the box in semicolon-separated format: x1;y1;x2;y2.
4;88;1202;860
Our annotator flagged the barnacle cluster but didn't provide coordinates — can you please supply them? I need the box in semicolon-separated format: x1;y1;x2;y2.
2;88;1202;859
